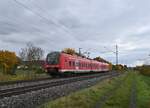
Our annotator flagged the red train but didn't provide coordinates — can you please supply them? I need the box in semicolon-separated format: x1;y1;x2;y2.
44;52;110;76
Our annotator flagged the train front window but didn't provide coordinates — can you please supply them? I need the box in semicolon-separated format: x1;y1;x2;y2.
46;52;60;65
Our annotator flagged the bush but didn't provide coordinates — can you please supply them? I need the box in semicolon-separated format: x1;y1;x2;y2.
136;65;150;76
35;68;45;74
0;50;18;74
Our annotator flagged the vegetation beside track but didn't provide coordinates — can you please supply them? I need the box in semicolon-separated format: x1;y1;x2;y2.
135;65;150;76
0;69;48;82
101;71;133;108
40;72;127;108
136;74;150;108
40;71;150;108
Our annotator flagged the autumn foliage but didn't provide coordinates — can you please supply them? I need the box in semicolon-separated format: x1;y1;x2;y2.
62;48;76;55
0;50;18;74
93;56;110;63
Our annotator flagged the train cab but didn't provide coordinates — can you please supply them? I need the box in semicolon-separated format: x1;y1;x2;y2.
45;52;60;75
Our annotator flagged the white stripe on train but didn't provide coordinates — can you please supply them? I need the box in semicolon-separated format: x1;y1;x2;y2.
59;69;109;73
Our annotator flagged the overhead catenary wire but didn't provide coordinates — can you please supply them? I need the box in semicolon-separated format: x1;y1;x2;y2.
30;1;75;32
13;0;77;37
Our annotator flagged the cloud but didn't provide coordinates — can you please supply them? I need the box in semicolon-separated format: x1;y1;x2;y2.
0;0;150;66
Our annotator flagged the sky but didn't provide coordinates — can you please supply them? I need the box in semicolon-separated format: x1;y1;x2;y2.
0;0;150;66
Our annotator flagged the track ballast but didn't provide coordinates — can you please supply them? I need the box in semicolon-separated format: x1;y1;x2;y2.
0;72;118;99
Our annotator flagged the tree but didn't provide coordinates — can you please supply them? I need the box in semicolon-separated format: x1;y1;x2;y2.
112;64;127;71
135;65;150;76
62;48;76;55
19;48;27;61
0;50;18;74
93;56;110;63
19;42;44;68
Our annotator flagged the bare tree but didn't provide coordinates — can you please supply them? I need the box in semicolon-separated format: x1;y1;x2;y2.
19;48;27;61
19;42;44;68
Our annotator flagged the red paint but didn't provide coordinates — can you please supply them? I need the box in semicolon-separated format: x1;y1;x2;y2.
45;52;110;74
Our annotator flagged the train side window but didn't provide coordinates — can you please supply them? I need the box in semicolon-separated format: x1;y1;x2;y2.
73;61;75;67
76;62;79;67
69;61;71;67
79;62;81;67
71;61;73;67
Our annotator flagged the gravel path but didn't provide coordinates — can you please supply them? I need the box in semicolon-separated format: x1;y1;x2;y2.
0;75;116;108
129;78;137;108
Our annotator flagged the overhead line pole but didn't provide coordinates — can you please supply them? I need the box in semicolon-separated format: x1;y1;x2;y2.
116;44;119;65
103;45;119;65
79;48;82;56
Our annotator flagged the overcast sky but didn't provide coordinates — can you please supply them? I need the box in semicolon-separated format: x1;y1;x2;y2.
0;0;150;66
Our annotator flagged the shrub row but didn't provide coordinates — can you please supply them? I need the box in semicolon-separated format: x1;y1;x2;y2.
135;65;150;76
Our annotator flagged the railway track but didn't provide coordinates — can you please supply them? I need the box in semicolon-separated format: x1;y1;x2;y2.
0;77;51;86
0;72;119;99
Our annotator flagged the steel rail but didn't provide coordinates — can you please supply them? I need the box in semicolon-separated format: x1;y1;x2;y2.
0;72;119;99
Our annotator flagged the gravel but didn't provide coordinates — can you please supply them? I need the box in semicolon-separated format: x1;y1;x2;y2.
0;75;112;108
0;77;75;91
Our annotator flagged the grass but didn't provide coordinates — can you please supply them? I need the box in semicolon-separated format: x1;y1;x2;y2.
0;69;48;82
102;72;134;108
40;73;127;108
40;71;150;108
1;70;149;107
136;74;150;108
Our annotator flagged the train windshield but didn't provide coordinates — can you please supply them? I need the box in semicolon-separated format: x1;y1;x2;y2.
46;52;60;65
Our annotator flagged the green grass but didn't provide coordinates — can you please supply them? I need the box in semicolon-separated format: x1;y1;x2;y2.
40;71;150;108
96;72;150;108
102;72;134;108
40;73;127;108
0;69;48;82
136;75;150;108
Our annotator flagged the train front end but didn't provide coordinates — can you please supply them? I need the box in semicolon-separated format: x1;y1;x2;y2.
45;52;60;76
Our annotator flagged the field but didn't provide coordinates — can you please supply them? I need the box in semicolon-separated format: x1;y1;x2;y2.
0;69;48;82
40;71;150;108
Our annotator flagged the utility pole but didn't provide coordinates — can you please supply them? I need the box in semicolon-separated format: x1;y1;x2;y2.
103;45;119;65
116;45;119;65
87;52;90;58
79;48;82;56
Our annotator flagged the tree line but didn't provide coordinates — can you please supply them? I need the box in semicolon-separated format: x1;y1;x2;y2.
0;42;44;74
135;65;150;76
0;46;127;75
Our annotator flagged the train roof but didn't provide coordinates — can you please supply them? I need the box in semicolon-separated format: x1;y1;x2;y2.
48;51;110;65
